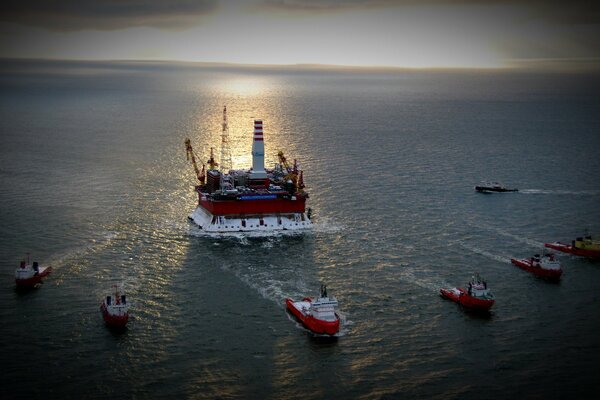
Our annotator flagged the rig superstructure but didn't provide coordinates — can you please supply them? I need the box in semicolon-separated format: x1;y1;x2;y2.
185;106;312;232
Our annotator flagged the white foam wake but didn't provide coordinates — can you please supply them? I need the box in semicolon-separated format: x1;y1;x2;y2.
398;268;448;292
44;231;122;270
187;226;306;241
520;189;600;195
467;222;545;249
457;241;512;264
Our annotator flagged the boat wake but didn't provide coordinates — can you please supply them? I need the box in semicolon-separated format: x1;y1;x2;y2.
520;189;600;196
467;223;545;249
218;261;312;307
457;241;511;264
44;231;122;271
310;218;344;234
398;268;448;293
187;225;308;241
491;228;545;248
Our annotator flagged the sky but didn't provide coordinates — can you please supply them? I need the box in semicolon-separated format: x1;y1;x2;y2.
0;0;599;70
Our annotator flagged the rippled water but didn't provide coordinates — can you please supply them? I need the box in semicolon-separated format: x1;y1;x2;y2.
1;60;600;399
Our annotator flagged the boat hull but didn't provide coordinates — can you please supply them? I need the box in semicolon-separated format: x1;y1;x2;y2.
440;288;494;311
545;242;600;259
511;258;562;280
15;266;52;288
199;195;307;215
190;206;311;232
285;298;340;335
475;186;518;193
100;303;129;328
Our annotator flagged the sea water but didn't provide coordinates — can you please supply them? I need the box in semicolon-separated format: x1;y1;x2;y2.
1;59;599;399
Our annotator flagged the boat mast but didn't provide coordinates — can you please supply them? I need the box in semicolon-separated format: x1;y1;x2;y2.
220;105;233;192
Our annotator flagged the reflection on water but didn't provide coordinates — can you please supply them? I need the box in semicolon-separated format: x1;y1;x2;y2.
191;74;292;172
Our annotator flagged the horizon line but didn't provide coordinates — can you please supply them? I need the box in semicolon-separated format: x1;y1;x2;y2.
2;56;599;73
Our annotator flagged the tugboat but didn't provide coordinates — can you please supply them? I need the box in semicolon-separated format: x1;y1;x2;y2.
285;285;340;335
475;182;518;193
440;274;495;311
511;253;562;281
545;235;600;259
100;285;129;329
15;257;52;289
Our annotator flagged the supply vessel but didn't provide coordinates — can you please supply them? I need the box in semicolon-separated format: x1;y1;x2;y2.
185;106;312;232
15;257;52;289
100;285;129;329
286;285;341;335
545;235;600;259
440;273;495;311
511;253;562;281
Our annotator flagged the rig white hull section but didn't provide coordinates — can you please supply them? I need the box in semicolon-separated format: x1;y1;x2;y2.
189;206;312;233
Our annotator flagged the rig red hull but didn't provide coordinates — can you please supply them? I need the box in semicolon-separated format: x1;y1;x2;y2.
545;242;600;259
199;196;306;216
285;298;340;335
15;267;52;288
511;258;562;280
440;288;494;311
100;303;129;328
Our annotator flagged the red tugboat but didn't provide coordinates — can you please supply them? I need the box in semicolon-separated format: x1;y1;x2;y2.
15;257;52;288
440;274;495;311
100;285;129;328
511;253;562;281
545;235;600;259
286;285;340;335
185;106;312;233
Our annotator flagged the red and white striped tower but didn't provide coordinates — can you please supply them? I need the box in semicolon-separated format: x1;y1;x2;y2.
250;119;267;179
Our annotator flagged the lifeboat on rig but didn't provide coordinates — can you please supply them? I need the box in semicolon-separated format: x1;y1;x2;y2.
511;253;562;281
286;285;341;335
475;181;518;193
185;106;312;233
440;274;495;311
545;235;600;259
15;258;52;289
100;285;129;328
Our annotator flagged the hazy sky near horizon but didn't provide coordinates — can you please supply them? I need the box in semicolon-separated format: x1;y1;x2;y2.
1;0;599;69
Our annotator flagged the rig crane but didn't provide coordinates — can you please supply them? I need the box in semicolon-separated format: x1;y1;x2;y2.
277;150;302;190
185;138;206;184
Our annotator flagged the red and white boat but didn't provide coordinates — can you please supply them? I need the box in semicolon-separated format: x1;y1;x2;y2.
15;258;52;288
511;253;562;280
100;285;129;328
440;274;495;311
545;235;600;259
185;106;312;233
286;285;340;335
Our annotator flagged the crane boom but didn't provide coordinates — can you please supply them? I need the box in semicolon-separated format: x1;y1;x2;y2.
278;151;291;173
184;138;205;184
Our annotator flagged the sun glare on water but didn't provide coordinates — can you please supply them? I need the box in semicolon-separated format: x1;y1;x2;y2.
191;76;292;173
220;77;270;97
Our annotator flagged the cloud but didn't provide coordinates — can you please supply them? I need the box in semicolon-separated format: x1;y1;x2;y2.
261;0;600;25
0;0;219;31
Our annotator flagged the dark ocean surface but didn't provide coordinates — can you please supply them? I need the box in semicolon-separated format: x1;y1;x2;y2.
1;59;600;399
